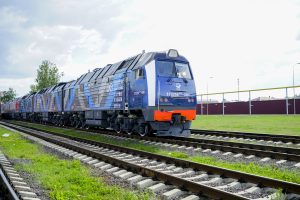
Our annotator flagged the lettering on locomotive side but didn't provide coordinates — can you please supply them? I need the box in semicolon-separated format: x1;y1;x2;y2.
133;91;145;96
166;92;188;97
113;103;121;108
116;91;123;97
114;97;123;102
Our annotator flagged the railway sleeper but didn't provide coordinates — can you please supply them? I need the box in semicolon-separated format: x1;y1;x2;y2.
8;126;202;200
0;151;40;200
2;122;300;200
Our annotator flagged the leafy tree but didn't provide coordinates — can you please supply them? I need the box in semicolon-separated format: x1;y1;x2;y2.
30;60;63;93
0;88;17;103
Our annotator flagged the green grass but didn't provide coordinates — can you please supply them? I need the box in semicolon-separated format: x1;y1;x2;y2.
0;127;152;200
10;121;300;184
159;151;300;184
12;121;159;153
191;115;300;136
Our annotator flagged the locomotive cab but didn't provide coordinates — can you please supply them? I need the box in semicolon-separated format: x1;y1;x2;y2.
142;49;197;137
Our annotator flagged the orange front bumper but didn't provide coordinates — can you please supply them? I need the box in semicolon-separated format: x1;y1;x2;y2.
154;110;196;121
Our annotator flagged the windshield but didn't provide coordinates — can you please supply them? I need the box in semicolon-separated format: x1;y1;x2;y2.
157;61;192;79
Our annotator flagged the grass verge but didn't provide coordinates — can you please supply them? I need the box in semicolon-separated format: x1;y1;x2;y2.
0;126;152;200
161;151;300;184
10;121;300;184
191;115;300;136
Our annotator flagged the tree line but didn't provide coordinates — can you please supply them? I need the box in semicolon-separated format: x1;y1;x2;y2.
0;60;63;103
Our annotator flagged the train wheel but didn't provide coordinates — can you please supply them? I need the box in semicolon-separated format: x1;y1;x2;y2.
115;124;121;134
126;130;132;135
139;124;149;137
71;119;76;127
75;120;80;128
80;121;85;129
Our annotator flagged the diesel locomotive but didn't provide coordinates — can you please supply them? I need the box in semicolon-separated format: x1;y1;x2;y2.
1;49;197;137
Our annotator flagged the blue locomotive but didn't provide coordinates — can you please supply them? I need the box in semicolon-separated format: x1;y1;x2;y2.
1;49;197;137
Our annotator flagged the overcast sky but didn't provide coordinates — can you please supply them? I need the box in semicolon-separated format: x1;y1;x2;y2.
0;0;300;98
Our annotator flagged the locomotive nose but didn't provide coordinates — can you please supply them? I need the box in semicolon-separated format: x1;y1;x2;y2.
154;110;196;121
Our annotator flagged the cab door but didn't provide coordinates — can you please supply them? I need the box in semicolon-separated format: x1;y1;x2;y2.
128;68;146;109
123;72;129;112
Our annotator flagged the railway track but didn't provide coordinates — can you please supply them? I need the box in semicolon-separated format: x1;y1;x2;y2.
0;150;40;200
191;129;300;145
2;121;300;200
0;166;19;200
92;128;300;164
6;120;300;165
167;135;300;163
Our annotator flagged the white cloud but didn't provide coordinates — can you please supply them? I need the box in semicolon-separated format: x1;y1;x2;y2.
0;77;34;96
6;25;106;83
0;6;27;30
102;0;300;94
0;0;299;97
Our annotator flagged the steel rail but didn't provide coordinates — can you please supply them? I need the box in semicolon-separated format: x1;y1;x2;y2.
101;131;300;162
99;130;300;162
2;121;300;198
0;166;20;200
166;137;300;161
191;129;300;144
6;120;300;162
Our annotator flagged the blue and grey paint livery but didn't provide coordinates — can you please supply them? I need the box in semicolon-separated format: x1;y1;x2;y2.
1;49;197;137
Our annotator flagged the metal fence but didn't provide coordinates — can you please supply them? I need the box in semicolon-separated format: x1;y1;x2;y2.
197;85;300;115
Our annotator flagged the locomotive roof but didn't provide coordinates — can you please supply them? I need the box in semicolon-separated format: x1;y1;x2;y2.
52;82;67;92
70;50;188;86
10;50;187;99
132;51;188;70
21;94;30;99
64;80;76;89
89;68;104;83
25;93;36;99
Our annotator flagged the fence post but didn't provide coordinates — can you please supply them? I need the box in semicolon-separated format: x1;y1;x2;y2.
249;90;252;115
286;87;289;115
200;95;203;115
206;94;209;115
222;93;225;115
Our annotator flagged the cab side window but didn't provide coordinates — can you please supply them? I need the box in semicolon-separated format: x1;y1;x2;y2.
135;68;144;79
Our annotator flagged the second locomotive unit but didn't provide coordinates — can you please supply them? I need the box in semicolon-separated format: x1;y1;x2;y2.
1;49;197;137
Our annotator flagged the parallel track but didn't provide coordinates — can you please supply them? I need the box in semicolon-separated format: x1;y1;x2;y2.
2;121;300;200
168;136;300;162
103;129;300;162
191;129;300;144
6;120;300;163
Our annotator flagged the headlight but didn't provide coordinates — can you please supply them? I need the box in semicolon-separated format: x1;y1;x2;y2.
167;49;179;57
160;98;169;102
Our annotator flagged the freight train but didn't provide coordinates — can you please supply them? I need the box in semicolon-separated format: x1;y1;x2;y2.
0;49;197;137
